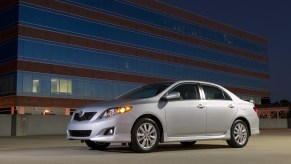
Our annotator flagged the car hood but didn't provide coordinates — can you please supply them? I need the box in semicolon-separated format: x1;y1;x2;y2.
75;98;149;113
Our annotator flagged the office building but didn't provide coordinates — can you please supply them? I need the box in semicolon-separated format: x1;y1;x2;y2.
0;0;269;115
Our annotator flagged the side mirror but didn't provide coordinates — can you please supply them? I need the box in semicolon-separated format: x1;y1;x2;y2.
164;92;180;100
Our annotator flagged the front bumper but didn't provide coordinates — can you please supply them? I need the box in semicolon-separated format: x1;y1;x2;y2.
67;114;134;143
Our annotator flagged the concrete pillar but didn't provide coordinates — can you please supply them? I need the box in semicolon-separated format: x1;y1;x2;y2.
11;114;28;136
64;108;71;115
18;106;25;115
11;106;15;115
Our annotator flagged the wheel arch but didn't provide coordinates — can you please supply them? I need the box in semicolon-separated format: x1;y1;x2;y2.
131;114;165;143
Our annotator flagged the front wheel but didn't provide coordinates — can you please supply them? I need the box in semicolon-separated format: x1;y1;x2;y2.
130;118;160;153
85;140;110;150
226;120;249;148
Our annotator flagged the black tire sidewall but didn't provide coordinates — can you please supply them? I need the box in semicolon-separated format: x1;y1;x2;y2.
85;140;110;150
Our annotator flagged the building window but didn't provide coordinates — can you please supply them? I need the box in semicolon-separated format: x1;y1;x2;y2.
60;79;72;94
23;75;32;93
51;78;72;95
51;78;59;94
32;79;39;93
83;81;91;97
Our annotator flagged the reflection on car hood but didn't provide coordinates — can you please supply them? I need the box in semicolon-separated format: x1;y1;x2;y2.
75;98;148;113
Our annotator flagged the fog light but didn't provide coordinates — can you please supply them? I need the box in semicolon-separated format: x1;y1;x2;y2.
108;129;113;135
104;127;115;135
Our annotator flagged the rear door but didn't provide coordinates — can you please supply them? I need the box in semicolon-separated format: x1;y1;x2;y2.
201;85;238;135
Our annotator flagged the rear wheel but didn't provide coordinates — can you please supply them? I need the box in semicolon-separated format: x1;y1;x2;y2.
227;120;249;148
130;118;160;153
180;141;196;146
85;140;110;150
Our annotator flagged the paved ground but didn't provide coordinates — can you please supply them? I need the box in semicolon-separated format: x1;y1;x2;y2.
0;129;290;164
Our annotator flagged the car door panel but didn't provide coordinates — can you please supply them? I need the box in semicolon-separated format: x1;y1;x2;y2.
200;84;238;135
165;100;206;137
206;100;238;135
163;83;206;137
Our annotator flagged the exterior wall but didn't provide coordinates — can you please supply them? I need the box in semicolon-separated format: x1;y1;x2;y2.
26;115;71;135
257;107;290;129
259;119;288;129
14;115;71;136
0;115;11;136
0;0;269;110
0;0;18;63
127;0;267;45
0;0;18;101
0;74;16;97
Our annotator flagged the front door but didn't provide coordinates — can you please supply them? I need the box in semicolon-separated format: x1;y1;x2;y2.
164;83;206;137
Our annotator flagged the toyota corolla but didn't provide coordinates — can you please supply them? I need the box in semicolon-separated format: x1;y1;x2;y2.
67;80;259;153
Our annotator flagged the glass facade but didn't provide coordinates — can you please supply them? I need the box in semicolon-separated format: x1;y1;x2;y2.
60;0;267;55
16;71;263;105
0;4;17;107
0;74;16;95
0;5;18;30
18;37;268;91
0;4;18;63
0;0;269;114
19;5;268;73
17;72;140;100
0;39;17;63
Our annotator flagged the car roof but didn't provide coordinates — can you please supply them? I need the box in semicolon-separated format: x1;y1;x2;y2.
172;80;221;86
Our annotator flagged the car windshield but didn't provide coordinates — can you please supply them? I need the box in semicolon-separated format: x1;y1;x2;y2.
117;82;174;99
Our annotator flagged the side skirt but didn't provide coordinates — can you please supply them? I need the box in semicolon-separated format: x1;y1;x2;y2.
163;130;231;142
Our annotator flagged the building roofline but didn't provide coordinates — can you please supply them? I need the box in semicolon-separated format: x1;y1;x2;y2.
127;0;267;45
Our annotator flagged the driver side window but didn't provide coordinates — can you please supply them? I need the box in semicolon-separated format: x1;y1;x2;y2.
171;84;200;100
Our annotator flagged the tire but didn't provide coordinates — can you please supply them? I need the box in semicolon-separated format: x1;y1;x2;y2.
226;120;249;148
85;140;110;150
180;141;196;146
130;118;160;153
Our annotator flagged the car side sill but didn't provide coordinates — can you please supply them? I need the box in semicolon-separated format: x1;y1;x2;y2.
163;130;231;142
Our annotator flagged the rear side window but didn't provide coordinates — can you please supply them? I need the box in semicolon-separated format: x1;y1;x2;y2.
171;84;200;100
202;85;232;100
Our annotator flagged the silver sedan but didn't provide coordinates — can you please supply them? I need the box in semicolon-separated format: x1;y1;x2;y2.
67;80;259;153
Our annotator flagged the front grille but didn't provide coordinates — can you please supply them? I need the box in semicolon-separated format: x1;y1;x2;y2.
69;130;91;137
74;112;96;121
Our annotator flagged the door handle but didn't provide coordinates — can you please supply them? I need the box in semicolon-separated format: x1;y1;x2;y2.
197;104;205;109
228;104;235;108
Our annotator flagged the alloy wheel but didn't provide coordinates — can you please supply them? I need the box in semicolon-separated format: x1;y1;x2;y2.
233;123;248;145
136;123;157;150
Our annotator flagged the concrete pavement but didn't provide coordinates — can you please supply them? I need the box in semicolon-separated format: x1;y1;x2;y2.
0;129;290;164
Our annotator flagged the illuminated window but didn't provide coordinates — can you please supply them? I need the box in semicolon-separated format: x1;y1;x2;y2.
51;78;72;94
23;76;40;94
60;79;72;94
51;78;59;94
32;79;39;93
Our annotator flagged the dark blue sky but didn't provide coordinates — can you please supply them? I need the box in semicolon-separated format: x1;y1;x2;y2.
160;0;291;102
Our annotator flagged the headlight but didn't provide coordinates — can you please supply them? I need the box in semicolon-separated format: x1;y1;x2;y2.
99;106;132;119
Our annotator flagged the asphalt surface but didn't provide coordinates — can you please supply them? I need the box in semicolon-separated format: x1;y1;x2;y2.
0;129;290;164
